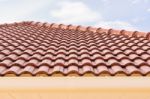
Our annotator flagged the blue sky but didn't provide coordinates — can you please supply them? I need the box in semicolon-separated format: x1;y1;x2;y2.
0;0;149;32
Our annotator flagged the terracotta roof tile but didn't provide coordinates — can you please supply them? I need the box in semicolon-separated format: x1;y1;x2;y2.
0;21;150;76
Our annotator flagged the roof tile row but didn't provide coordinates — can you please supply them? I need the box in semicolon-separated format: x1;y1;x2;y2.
0;65;150;76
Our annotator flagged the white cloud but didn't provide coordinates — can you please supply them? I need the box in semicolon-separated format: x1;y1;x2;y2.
147;8;150;12
0;0;50;23
50;1;102;24
50;1;138;31
131;17;145;23
0;0;4;1
131;0;149;4
101;0;109;3
131;0;141;4
95;21;137;31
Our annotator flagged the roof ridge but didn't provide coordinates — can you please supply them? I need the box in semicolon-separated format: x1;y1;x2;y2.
0;21;150;39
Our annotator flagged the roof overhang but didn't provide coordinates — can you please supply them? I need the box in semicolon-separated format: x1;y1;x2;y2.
0;77;150;99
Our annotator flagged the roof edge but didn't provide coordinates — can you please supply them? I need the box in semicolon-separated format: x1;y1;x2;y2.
0;21;150;39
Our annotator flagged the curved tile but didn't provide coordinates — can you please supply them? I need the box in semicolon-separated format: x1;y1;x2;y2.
67;59;78;66
38;59;52;67
93;59;106;66
104;54;116;60
54;59;65;66
91;54;103;60
0;59;13;67
25;59;39;67
18;54;30;60
141;54;150;60
96;66;109;75
66;65;79;74
19;66;35;75
135;49;145;55
1;49;11;55
29;53;42;60
111;66;125;75
107;59;120;66
140;66;150;75
80;59;92;66
126;66;140;75
82;66;94;74
0;54;5;60
116;54;127;60
34;66;49;75
134;59;147;66
51;66;64;74
11;49;22;55
55;54;66;60
11;59;26;67
2;66;21;75
129;54;139;60
120;59;133;66
80;53;91;60
0;66;7;74
7;54;18;61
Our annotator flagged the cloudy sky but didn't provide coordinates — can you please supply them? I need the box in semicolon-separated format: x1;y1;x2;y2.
0;0;150;32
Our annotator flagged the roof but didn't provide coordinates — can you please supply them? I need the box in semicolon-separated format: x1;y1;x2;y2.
0;21;150;76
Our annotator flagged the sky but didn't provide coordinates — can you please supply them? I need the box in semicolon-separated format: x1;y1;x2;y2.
0;0;149;32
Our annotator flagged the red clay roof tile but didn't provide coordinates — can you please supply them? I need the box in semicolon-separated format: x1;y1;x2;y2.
0;21;150;76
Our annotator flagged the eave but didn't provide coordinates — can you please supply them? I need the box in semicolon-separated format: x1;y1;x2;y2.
0;77;150;99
